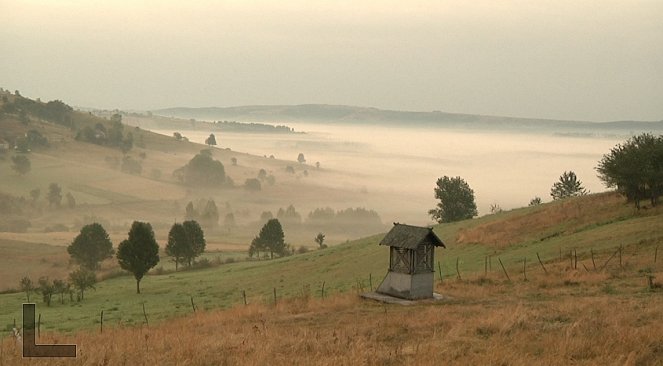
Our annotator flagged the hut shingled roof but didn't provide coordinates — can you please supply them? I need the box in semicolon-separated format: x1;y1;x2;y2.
379;223;445;250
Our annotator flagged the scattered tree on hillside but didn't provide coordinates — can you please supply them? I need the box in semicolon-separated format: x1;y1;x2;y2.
285;165;295;174
52;279;67;304
249;219;287;259
174;152;226;186
47;183;63;208
260;211;273;222
315;232;327;249
19;276;34;302
66;192;76;209
244;178;261;191
428;176;478;223
489;203;502;214
38;277;55;306
257;168;267;180
185;201;197;220
30;188;40;203
182;220;206;266
67;223;114;271
277;204;302;225
116;221;160;294
11;155;30;175
596;133;663;209
550;171;588;200
297;153;306;164
529;197;542;206
173;132;183;141
231;157;237;166
205;133;217;147
200;200;219;227
165;223;189;271
14;137;30;153
69;268;96;301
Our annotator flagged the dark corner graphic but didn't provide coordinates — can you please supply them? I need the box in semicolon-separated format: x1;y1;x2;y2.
22;303;77;358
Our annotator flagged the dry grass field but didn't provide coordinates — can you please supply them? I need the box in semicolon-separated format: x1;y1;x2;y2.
2;251;662;365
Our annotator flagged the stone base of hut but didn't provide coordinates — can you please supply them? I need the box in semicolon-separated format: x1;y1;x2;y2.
360;291;448;305
376;271;434;300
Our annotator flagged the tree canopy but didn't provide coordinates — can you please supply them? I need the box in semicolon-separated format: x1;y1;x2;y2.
596;133;663;208
174;152;226;186
69;268;96;301
205;133;217;146
550;171;588;200
47;183;63;208
116;221;160;293
67;223;114;270
165;223;190;271
249;218;286;259
11;155;30;175
428;176;478;223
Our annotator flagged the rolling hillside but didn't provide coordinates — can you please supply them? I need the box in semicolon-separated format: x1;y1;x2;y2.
1;191;661;334
153;104;663;133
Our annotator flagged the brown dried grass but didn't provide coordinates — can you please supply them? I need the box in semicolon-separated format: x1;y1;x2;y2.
2;253;662;365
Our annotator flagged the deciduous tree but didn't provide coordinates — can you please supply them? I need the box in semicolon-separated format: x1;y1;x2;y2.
429;176;478;223
67;223;114;270
550;171;588;200
116;221;160;294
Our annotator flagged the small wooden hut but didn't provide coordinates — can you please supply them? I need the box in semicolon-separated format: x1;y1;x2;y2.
376;223;445;300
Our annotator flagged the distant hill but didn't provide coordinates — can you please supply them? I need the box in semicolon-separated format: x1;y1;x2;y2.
153;104;663;133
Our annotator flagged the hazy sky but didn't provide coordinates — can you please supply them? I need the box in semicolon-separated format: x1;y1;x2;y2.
1;1;661;121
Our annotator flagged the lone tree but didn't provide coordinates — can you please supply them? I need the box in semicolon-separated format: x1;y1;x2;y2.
297;153;306;164
550;171;588;200
596;133;663;209
69;268;96;300
11;155;31;175
205;133;217;147
67;223;114;271
528;197;542;206
428;176;478;223
19;276;34;302
116;221;160;294
249;218;286;259
47;183;63;208
182;220;206;266
165;223;190;271
174;152;226;186
315;232;326;249
38;277;55;306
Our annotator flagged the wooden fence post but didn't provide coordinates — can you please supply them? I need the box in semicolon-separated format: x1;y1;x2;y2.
591;249;596;270
321;281;325;299
437;261;443;283
574;249;578;269
484;256;488;277
498;258;510;281
536;253;548;274
273;288;277;305
191;296;196;313
243;290;247;305
523;257;527;281
655;246;659;264
619;245;623;267
456;257;461;280
142;303;148;325
100;310;104;334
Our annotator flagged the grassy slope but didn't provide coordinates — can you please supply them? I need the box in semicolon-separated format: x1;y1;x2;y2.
1;191;661;334
0;94;384;290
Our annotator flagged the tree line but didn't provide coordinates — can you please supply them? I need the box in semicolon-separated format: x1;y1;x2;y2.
429;133;663;222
